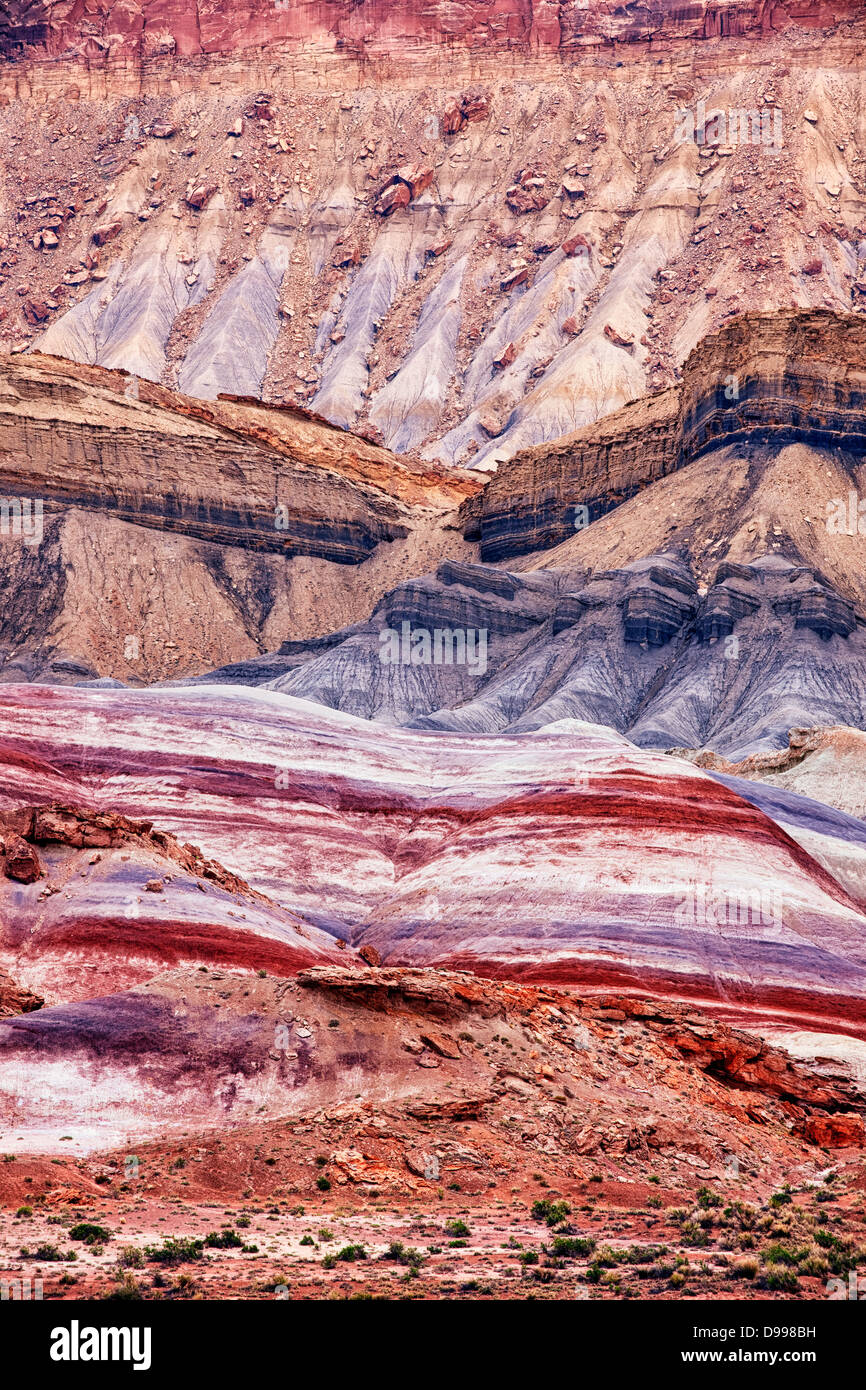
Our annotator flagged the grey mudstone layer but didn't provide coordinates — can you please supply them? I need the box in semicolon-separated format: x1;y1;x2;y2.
185;552;866;757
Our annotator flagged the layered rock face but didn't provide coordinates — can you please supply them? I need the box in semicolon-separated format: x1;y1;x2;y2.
2;1;860;67
2;684;866;1041
0;14;861;465
186;552;866;758
475;310;866;562
1;962;863;1156
3;2;866;1298
692;724;866;820
0;354;477;681
3;305;866;714
0;793;345;1005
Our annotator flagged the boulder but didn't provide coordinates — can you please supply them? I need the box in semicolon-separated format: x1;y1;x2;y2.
804;1114;865;1148
21;298;50;324
3;834;41;883
562;233;591;257
92;220;123;246
185;185;218;210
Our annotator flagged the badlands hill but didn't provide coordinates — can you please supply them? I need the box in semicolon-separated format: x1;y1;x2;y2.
1;309;865;741
2;0;866;1307
181;310;866;755
2;684;866;1041
0;2;860;466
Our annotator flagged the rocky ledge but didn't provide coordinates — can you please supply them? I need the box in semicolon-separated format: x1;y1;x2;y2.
473;311;866;562
2;1;860;69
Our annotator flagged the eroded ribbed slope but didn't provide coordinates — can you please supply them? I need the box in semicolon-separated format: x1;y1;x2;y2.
0;10;861;464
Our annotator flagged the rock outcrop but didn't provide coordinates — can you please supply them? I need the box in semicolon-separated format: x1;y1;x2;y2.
0;965;42;1017
472;311;866;562
0;20;861;464
186;552;866;758
0;784;346;1004
1;959;863;1156
3;1;862;67
0;354;478;682
2;0;866;1306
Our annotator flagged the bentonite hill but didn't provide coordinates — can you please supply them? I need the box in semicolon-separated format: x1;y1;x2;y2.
0;0;865;1318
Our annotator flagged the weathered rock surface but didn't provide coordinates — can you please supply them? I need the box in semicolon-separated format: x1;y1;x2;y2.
187;552;866;759
474;311;866;563
0;791;345;1005
4;1;861;67
0;18;861;462
1;959;863;1156
0;354;478;682
690;725;866;822
0;965;42;1018
1;684;865;1041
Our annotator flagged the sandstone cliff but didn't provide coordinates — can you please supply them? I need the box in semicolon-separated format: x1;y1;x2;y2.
0;353;478;681
473;309;866;561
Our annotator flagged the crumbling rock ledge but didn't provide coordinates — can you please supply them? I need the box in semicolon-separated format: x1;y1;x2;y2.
2;0;861;74
472;311;866;562
0;966;43;1018
0;801;269;904
298;967;866;1134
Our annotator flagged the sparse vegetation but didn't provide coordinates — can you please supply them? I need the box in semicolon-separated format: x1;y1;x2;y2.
69;1222;112;1245
145;1237;204;1265
531;1198;571;1227
551;1236;596;1259
204;1229;243;1249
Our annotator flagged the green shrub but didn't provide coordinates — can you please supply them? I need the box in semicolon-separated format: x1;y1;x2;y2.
69;1223;112;1245
551;1236;595;1259
334;1244;366;1263
620;1244;668;1265
531;1198;571;1227
103;1276;143;1301
385;1241;424;1268
764;1243;805;1266
118;1246;144;1269
680;1222;710;1248
145;1237;203;1265
204;1229;243;1249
